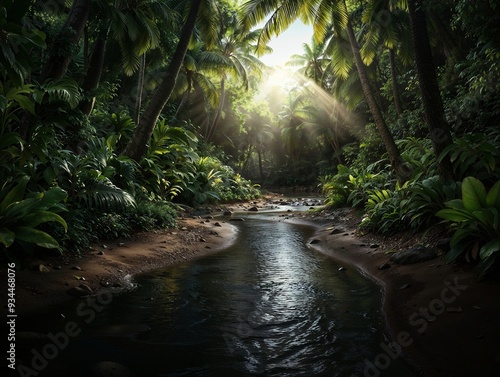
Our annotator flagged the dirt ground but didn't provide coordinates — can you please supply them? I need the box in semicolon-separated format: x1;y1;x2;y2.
2;194;500;376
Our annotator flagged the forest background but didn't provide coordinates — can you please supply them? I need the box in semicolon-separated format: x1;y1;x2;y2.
1;0;499;276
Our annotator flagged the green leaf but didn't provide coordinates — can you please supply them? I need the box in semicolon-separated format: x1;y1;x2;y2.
0;228;15;247
479;239;500;260
14;226;60;249
486;180;500;209
462;176;486;211
0;176;29;213
444;199;464;210
21;211;67;231
436;208;474;222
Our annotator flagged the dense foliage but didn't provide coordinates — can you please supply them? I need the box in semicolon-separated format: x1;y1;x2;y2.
1;0;499;275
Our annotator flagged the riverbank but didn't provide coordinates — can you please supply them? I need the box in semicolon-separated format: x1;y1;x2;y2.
1;216;238;317
288;206;500;377
3;195;500;377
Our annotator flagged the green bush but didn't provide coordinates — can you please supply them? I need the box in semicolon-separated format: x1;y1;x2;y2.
0;177;68;259
436;177;500;276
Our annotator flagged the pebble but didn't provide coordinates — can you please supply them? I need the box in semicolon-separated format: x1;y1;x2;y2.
399;283;411;290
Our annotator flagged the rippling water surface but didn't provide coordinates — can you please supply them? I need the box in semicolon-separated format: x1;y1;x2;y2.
24;211;417;376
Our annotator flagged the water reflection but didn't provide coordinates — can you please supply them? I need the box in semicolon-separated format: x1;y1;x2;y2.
22;216;416;377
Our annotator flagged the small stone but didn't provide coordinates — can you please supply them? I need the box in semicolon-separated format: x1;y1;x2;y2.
54;266;62;270
79;284;93;294
248;206;259;211
118;242;125;247
34;264;50;272
102;244;108;249
378;263;391;270
205;246;211;249
473;305;482;310
223;211;232;216
214;222;222;227
229;218;245;222
399;283;411;290
338;267;346;271
67;286;91;297
389;246;438;265
199;237;206;242
370;244;380;249
310;239;320;244
330;228;343;235
71;266;82;271
97;251;105;256
181;227;188;231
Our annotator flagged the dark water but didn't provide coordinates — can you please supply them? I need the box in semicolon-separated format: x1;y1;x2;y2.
18;211;417;377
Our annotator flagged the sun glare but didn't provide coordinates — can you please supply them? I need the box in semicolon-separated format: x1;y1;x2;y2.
255;66;363;139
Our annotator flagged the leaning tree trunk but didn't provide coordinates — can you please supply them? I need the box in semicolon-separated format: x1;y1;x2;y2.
121;0;202;161
345;17;410;182
206;78;225;142
39;0;91;82
407;0;454;181
79;36;108;116
134;53;146;125
389;48;404;118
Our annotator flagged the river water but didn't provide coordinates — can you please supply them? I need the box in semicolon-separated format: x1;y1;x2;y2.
19;202;418;377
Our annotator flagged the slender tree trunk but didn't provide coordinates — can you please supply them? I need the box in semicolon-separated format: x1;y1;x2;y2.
257;148;264;182
39;0;91;82
206;78;225;142
407;0;454;181
134;53;146;125
389;48;403;118
174;71;193;117
121;0;202;161
345;15;410;182
79;36;107;116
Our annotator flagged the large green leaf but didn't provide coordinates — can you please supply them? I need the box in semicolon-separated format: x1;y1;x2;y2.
0;176;29;213
462;176;486;211
436;208;474;222
0;227;15;247
486;180;500;209
14;226;60;249
21;211;67;231
479;239;500;260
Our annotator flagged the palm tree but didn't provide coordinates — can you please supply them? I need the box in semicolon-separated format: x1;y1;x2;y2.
241;0;410;182
202;11;266;143
121;0;206;161
39;0;91;82
360;0;413;118
287;38;330;86
78;0;170;117
407;0;453;181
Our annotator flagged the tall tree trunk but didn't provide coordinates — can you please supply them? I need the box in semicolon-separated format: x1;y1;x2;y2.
134;53;146;125
174;71;193;117
39;0;91;82
407;0;454;181
121;0;202;161
206;78;225;142
345;15;410;182
389;48;403;118
257;148;264;182
79;36;107;116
